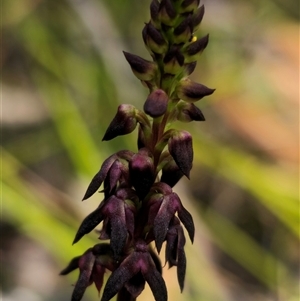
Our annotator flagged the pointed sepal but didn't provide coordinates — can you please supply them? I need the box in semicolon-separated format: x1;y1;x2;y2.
168;130;193;178
184;34;209;63
176;78;215;103
129;148;155;199
176;101;205;122
123;51;157;81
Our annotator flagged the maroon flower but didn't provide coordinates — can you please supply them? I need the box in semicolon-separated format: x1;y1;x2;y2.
192;5;205;32
102;104;138;141
176;101;205;122
129;148;155;199
176;77;215;103
101;240;167;301
144;89;169;118
74;188;138;258
62;2;216;301
60;244;115;301
161;157;184;187
180;0;200;13
168;130;193;178
147;182;194;252
123;51;157;81
163;47;185;74
82;150;133;201
158;0;176;26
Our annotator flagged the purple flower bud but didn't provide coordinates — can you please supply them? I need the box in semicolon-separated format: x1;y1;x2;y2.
158;0;176;26
71;250;96;301
168;130;193;178
184;34;209;62
173;16;193;44
161;158;184;187
176;101;205;122
183;61;197;76
180;0;200;13
102;104;138;141
150;0;160;22
142;22;168;54
144;89;169;117
153;191;179;252
176;78;215;103
129;148;155;199
123;51;157;81
193;5;205;31
76;188;137;257
163;47;185;74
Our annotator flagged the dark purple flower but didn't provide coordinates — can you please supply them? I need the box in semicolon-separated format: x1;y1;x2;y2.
173;15;193;44
123;51;157;81
101;240;167;301
158;0;176;26
146;182;195;252
163;47;185;74
82;150;133;201
182;62;196;77
129;148;155;199
180;0;200;13
144;89;169;117
74;188;138;258
184;34;209;63
168;130;193;178
150;0;160;23
62;2;216;300
142;22;168;54
161;158;184;187
176;78;215;103
176;101;205;122
193;5;205;31
102;104;138;141
60;244;114;301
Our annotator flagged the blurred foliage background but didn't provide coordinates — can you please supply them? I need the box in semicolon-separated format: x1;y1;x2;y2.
1;0;299;300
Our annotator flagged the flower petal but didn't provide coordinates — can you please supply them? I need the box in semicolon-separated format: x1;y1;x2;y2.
73;206;104;244
82;154;117;200
168;130;193;178
177;226;187;292
71;251;96;301
144;268;168;301
178;204;195;243
102;104;138;141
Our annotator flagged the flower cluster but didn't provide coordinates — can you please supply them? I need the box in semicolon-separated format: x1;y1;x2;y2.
61;0;214;300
